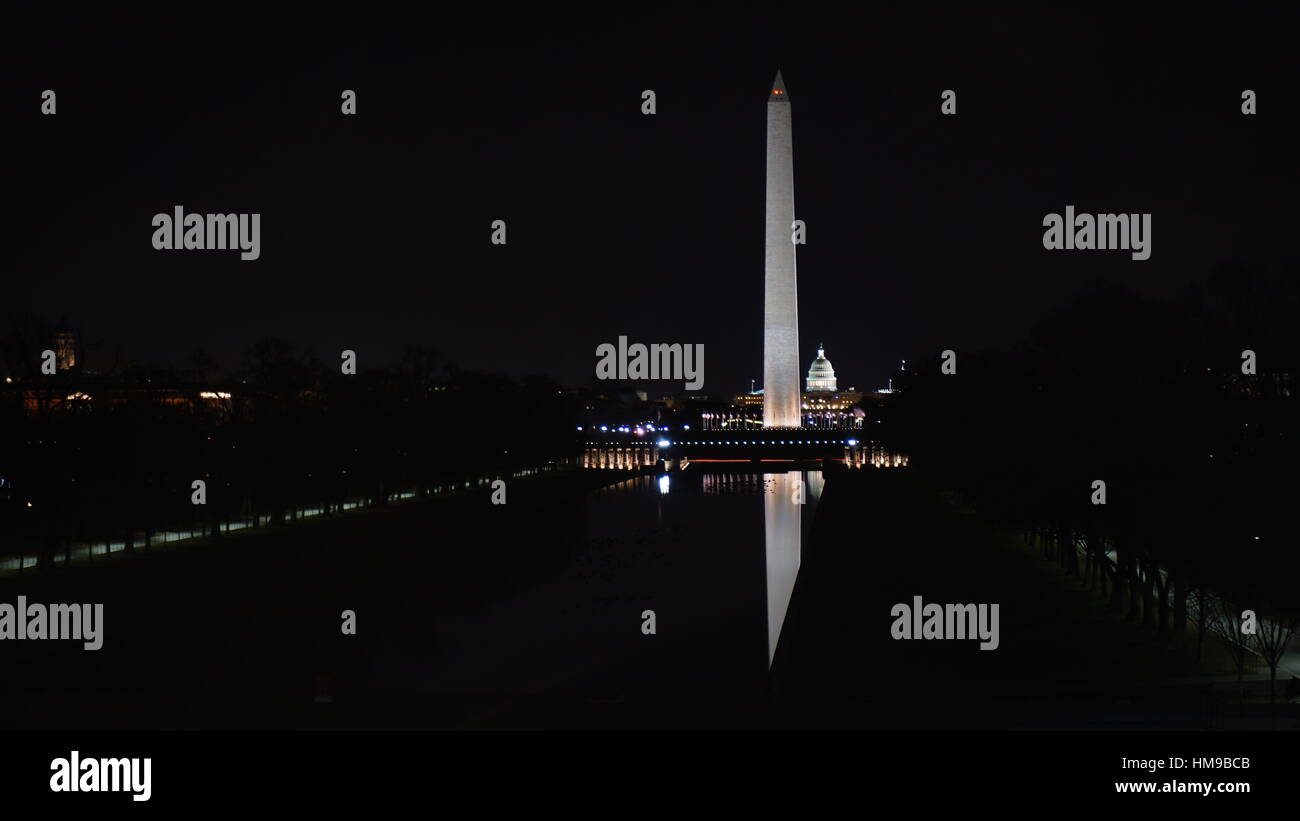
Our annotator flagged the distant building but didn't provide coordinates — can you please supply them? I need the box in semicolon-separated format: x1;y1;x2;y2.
800;344;862;417
805;344;836;392
54;330;77;371
21;381;233;415
719;344;862;429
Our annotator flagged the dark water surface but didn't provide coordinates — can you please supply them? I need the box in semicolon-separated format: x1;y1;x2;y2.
0;469;821;729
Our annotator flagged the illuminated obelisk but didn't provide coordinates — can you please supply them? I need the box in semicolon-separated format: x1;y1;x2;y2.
763;70;800;428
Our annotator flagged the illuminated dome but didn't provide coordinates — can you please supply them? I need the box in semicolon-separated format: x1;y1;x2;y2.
805;344;837;392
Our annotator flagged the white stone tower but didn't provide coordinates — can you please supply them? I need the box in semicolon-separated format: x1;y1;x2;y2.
763;70;800;428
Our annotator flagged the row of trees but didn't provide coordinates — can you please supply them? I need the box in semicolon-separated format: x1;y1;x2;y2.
0;328;583;572
884;267;1299;707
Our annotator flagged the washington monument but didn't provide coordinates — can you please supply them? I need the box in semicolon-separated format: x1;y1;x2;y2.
763;70;800;428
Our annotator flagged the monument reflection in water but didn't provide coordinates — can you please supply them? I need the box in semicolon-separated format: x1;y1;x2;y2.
762;470;823;665
586;468;824;688
697;469;823;666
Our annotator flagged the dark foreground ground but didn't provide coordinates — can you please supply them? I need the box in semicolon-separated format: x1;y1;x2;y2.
0;466;1294;730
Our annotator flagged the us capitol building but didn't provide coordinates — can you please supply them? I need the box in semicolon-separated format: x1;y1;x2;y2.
721;344;865;429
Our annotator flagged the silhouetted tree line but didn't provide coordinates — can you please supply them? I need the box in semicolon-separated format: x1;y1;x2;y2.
884;268;1299;697
0;330;582;571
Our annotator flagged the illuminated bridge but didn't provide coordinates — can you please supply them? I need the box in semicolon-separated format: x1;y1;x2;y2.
580;429;909;471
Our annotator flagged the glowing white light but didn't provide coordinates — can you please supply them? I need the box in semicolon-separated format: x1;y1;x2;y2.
657;439;670;448
847;439;859;446
658;475;671;495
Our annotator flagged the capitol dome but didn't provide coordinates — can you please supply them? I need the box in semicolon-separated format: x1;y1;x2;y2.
805;344;837;392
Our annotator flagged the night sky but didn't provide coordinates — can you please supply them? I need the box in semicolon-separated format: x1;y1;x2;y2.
7;7;1297;394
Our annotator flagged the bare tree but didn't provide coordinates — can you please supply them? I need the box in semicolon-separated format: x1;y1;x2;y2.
1251;608;1298;727
1207;594;1254;707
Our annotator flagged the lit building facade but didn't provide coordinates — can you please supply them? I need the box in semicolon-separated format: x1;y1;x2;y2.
716;345;862;429
805;344;836;392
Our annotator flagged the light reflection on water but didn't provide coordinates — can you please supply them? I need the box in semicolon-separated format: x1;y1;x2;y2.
592;469;822;672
